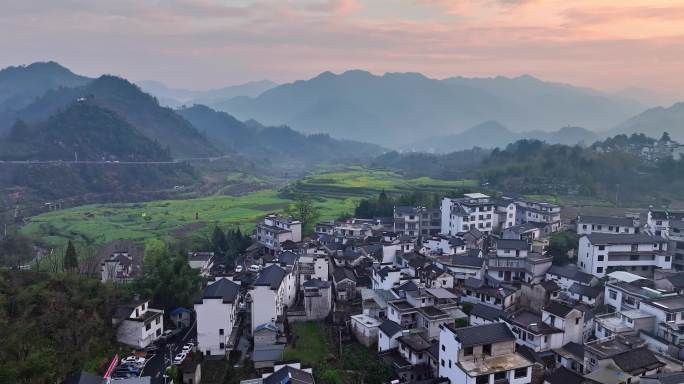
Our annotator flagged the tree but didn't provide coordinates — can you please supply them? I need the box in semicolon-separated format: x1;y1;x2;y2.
63;240;78;272
211;226;228;256
134;239;202;310
660;131;672;143
286;194;320;234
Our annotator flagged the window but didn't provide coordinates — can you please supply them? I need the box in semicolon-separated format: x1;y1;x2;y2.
464;346;473;356
219;342;225;349
448;360;452;368
442;344;445;351
596;267;603;274
494;372;507;381
514;368;528;379
598;255;604;261
219;328;224;335
476;375;489;384
156;317;160;324
441;359;445;367
145;323;151;331
609;290;617;300
630;254;639;261
482;344;492;356
156;329;161;336
583;225;587;229
666;256;672;262
667;313;676;322
598;245;605;251
576;318;580;325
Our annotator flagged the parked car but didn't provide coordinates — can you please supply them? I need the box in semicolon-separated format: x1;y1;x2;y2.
121;356;146;365
182;344;192;353
173;352;187;365
248;264;261;273
234;265;244;273
160;330;174;340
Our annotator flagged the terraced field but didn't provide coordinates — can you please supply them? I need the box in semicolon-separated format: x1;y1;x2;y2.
21;166;476;247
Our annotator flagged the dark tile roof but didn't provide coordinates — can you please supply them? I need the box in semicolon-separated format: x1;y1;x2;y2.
444;255;484;268
569;283;602;299
333;267;357;284
544;301;575;318
396;280;419;292
276;251;298;266
546;367;593;384
577;215;635;227
254;265;287;290
303;278;331;289
263;365;314;384
547;265;594;285
505;310;563;335
585;233;667;245
202;278;240;303
665;273;684;288
612;347;665;375
642;372;684;384
469;303;503;321
496;239;529;251
448;322;516;347
643;294;684;312
379;319;402;336
561;342;585;360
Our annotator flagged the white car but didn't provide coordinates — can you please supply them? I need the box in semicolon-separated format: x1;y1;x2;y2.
173;352;187;365
234;265;244;273
181;344;193;353
121;356;146;365
248;264;261;273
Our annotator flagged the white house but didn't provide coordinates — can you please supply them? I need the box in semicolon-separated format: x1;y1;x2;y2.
101;252;134;283
112;298;164;349
439;322;533;384
187;252;215;276
576;215;639;235
441;193;496;236
256;214;302;252
647;209;684;238
350;313;382;347
512;198;562;233
297;254;328;287
639;294;684;345
578;233;671;278
378;319;404;352
195;277;240;357
250;265;296;333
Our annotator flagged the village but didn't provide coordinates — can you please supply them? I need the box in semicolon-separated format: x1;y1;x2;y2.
67;191;684;384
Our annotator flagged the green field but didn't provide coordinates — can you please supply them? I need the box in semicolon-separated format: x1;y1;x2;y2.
21;167;475;247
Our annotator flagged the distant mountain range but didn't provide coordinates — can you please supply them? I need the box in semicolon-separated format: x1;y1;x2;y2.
406;121;600;153
137;79;277;108
214;70;643;147
177;104;384;163
608;102;684;142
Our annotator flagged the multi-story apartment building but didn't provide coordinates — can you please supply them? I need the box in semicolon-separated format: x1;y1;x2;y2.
513;199;562;233
578;233;671;278
668;220;684;271
112;298;164;349
256;214;302;252
441;193;496;236
647;209;684;237
639;294;684;345
195;277;240;357
439;322;533;384
249;265;297;333
576;215;640;235
394;206;441;237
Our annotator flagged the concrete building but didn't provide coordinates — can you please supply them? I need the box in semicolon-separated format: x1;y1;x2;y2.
256;214;302;252
101;252;134;283
441;193;496;236
578;233;671;278
112;299;164;349
577;215;640;236
438;322;533;384
394;206;441;237
350;314;382;347
187;252;215;277
195;278;240;357
249;265;296;333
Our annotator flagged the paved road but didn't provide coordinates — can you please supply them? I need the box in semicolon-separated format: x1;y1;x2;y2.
142;320;197;384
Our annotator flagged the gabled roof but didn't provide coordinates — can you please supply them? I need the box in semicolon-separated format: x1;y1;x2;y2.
447;322;516;347
333;267;356;284
379;319;402;337
612;347;665;375
544;301;575;318
469;303;503;321
276;251;298;266
664;272;684;289
585;233;667;245
396;280;419;292
569;283;602;299
577;215;635;227
561;342;585;360
442;255;484;268
547;265;594;285
202;278;240;303
254;265;287;290
546;367;594;384
264;365;314;384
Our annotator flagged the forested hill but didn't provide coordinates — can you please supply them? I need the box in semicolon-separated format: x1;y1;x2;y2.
2;75;219;159
373;134;684;205
0;102;171;161
177;104;385;163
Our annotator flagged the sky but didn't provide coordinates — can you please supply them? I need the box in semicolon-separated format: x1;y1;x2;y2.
1;0;683;99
